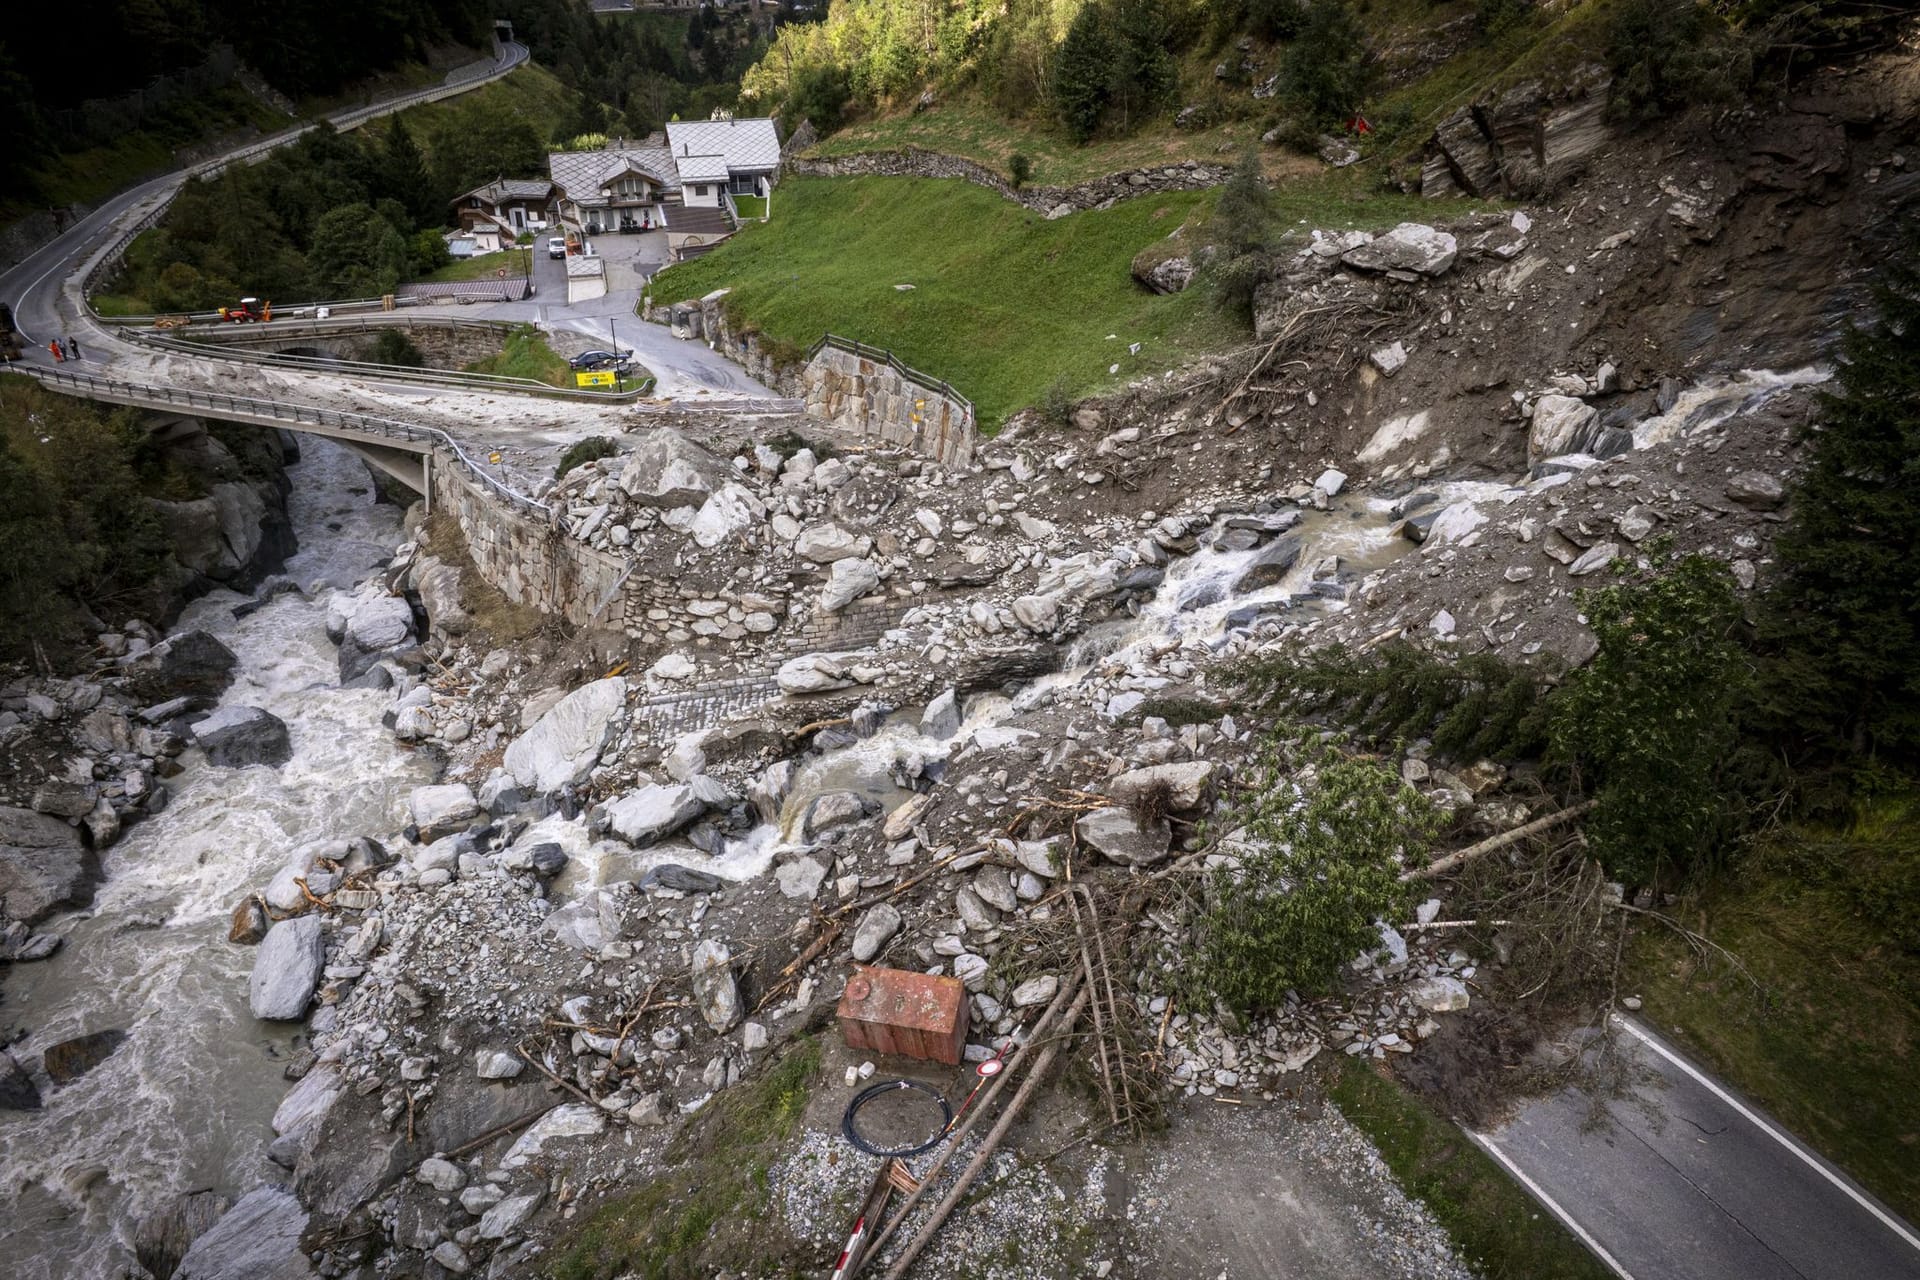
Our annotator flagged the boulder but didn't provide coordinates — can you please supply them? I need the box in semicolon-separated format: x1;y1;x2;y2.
503;678;629;794
689;482;767;549
409;784;479;841
638;863;727;894
618;428;731;507
249;914;325;1020
777;652;860;695
920;688;961;740
1726;470;1786;510
1108;762;1215;813
541;888;622;951
410;556;471;637
477;1191;545;1241
851;903;902;962
1011;594;1061;633
1074;807;1173;867
1568;541;1619;577
173;1187;312;1280
190;706;292;768
1137;255;1195;295
1010;975;1059;1008
1232;533;1305;593
1;1050;42;1110
794;523;871;564
691;938;741;1032
819;558;881;612
803;791;872;838
32;780;97;819
776;856;828;901
0;805;95;924
1340;223;1458;276
604;784;704;846
1409;975;1471;1013
128;630;237;698
344;595;413;651
1530;395;1599;461
42;1029;127;1085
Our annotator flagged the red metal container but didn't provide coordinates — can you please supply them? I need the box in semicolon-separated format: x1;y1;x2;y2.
836;966;969;1066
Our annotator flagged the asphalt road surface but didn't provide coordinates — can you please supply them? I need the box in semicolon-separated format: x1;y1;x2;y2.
1474;1016;1920;1280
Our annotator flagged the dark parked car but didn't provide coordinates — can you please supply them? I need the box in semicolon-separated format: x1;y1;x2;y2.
567;348;633;372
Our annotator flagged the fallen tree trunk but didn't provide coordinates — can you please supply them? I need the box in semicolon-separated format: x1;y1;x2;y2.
1401;799;1597;882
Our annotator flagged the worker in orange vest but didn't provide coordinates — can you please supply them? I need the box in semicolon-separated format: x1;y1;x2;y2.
48;339;63;363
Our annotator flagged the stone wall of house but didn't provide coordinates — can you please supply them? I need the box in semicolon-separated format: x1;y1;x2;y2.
786;149;1229;217
801;344;976;468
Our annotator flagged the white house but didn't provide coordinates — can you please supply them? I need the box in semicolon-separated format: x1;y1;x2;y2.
663;117;781;200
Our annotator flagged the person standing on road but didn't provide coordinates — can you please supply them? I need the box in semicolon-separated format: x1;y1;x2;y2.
65;336;81;360
48;339;63;363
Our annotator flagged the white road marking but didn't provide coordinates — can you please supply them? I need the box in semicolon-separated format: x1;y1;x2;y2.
1615;1014;1920;1255
1465;1128;1638;1280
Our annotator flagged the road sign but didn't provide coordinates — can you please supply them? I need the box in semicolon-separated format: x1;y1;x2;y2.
575;370;616;389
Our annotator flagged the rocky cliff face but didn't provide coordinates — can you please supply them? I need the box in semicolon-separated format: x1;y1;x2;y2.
148;418;298;598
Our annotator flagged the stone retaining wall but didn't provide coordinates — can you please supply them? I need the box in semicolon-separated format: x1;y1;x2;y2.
787;149;1229;217
434;448;911;662
431;450;628;631
801;344;976;468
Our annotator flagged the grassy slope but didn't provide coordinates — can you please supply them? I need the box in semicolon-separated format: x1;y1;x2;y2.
1629;798;1920;1222
552;1039;820;1280
1330;1060;1616;1280
652;172;1438;426
463;324;573;388
418;247;534;283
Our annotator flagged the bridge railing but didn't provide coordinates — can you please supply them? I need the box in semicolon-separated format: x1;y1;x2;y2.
15;365;549;517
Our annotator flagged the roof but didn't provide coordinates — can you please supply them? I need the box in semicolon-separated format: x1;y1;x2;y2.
452;176;554;206
549;146;680;200
665;117;780;174
674;153;731;183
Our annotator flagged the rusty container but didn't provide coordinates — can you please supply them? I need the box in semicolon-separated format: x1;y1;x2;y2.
836;966;969;1066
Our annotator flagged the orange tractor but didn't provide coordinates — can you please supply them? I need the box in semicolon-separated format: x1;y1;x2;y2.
217;297;271;322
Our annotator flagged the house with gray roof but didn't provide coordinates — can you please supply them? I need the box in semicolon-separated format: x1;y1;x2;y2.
546;117;783;262
450;177;557;248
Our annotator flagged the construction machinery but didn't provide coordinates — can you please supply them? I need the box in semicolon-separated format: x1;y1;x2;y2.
216;297;271;323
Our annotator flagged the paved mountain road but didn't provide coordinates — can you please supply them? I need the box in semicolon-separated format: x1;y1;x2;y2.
1474;1016;1920;1280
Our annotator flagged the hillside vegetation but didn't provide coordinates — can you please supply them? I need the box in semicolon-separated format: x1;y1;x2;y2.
99;65;578;314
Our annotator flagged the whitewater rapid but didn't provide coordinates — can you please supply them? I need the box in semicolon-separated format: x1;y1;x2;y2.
0;438;431;1279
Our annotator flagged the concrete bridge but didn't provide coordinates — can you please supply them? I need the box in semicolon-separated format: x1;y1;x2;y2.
24;365;538;512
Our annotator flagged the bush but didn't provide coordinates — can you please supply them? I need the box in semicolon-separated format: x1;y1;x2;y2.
1249;0;1309;41
1550;550;1754;886
369;329;425;368
1607;0;1754;126
556;436;621;479
1040;374;1075;426
1190;732;1434;1012
1476;0;1533;43
790;63;852;135
1280;0;1375;125
1008;153;1032;190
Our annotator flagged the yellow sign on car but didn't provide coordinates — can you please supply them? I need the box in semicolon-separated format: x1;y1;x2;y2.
575;370;617;389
